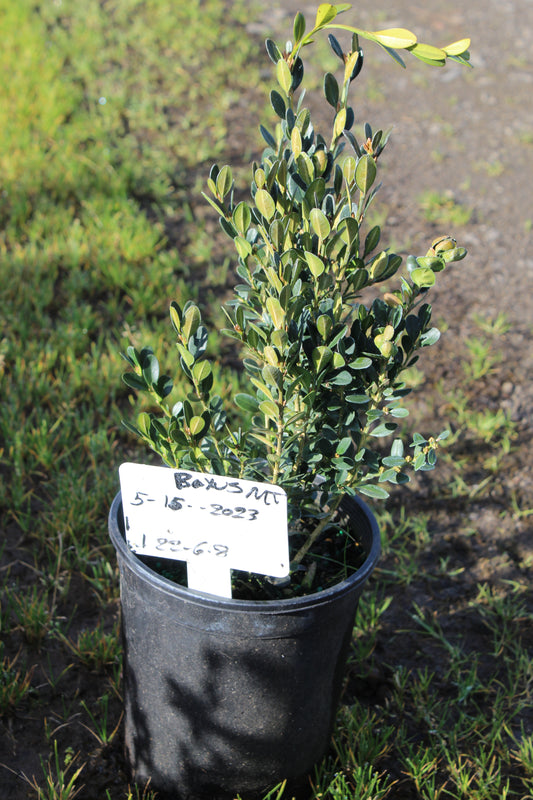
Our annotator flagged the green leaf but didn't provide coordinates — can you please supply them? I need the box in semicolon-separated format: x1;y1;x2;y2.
305;250;325;278
259;400;280;421
364;225;381;256
232;201;251;235
333;107;347;140
293;11;306;43
408;42;446;66
234;236;252;259
442;246;467;263
297;152;315;184
260;125;277;149
142;353;159;386
443;38;471;57
342;156;357;184
216;165;233;198
411;268;436;288
192;360;212;384
182;304;201;340
122;372;146;392
255;188;276;221
339;216;359;247
291;126;302;158
270;89;286;119
189;415;208;437
310;208;331;239
416;255;445;272
355;154;377;194
235;393;259;413
351;356;372;370
372;28;417;49
329;370;353;386
265;38;282;64
169;301;183;334
276;58;292;95
346;393;370;405
324;72;339;107
317;314;333;339
370;422;397;437
358;484;389;499
420;327;441;346
136;412;152;436
266;296;285;328
312;346;333;372
315;3;338;27
389;406;409;418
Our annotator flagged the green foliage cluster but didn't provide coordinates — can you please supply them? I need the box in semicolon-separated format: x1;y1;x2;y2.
123;3;470;565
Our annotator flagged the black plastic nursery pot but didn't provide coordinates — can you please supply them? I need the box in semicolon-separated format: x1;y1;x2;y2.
109;491;380;800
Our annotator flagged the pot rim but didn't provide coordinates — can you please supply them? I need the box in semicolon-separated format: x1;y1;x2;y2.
108;490;380;613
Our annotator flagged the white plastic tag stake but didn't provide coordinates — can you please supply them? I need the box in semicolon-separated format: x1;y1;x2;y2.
119;463;290;599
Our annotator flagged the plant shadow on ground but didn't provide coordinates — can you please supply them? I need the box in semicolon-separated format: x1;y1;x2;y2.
1;0;532;799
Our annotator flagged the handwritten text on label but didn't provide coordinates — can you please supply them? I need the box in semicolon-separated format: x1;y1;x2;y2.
118;463;290;598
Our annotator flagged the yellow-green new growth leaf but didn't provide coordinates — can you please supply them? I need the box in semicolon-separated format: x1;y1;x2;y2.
310;208;331;239
255;189;276;221
192;360;212;383
411;267;436;288
312;345;333;372
276;58;292;95
189;416;207;437
259;400;280;421
137;412;151;436
233;201;251;234
291;126;302;158
263;345;280;367
342;156;357;185
408;42;446;65
182;305;201;340
305;250;325;278
266;296;285;329
315;3;338;28
372;28;417;49
443;38;471;56
333;107;347;140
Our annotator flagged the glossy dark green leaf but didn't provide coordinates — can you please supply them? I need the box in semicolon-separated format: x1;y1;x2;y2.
324;72;339;108
270;90;286;119
328;33;344;60
260;125;277;149
364;225;381;256
122;372;147;391
265;38;282;64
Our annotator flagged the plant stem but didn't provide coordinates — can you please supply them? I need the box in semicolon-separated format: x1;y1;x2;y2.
291;493;344;566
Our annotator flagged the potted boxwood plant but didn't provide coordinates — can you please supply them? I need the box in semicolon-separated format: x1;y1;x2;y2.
110;4;470;798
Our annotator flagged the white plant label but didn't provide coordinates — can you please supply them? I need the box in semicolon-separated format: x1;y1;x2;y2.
119;462;290;598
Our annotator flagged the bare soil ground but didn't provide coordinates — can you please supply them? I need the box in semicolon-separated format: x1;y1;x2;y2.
1;1;532;798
